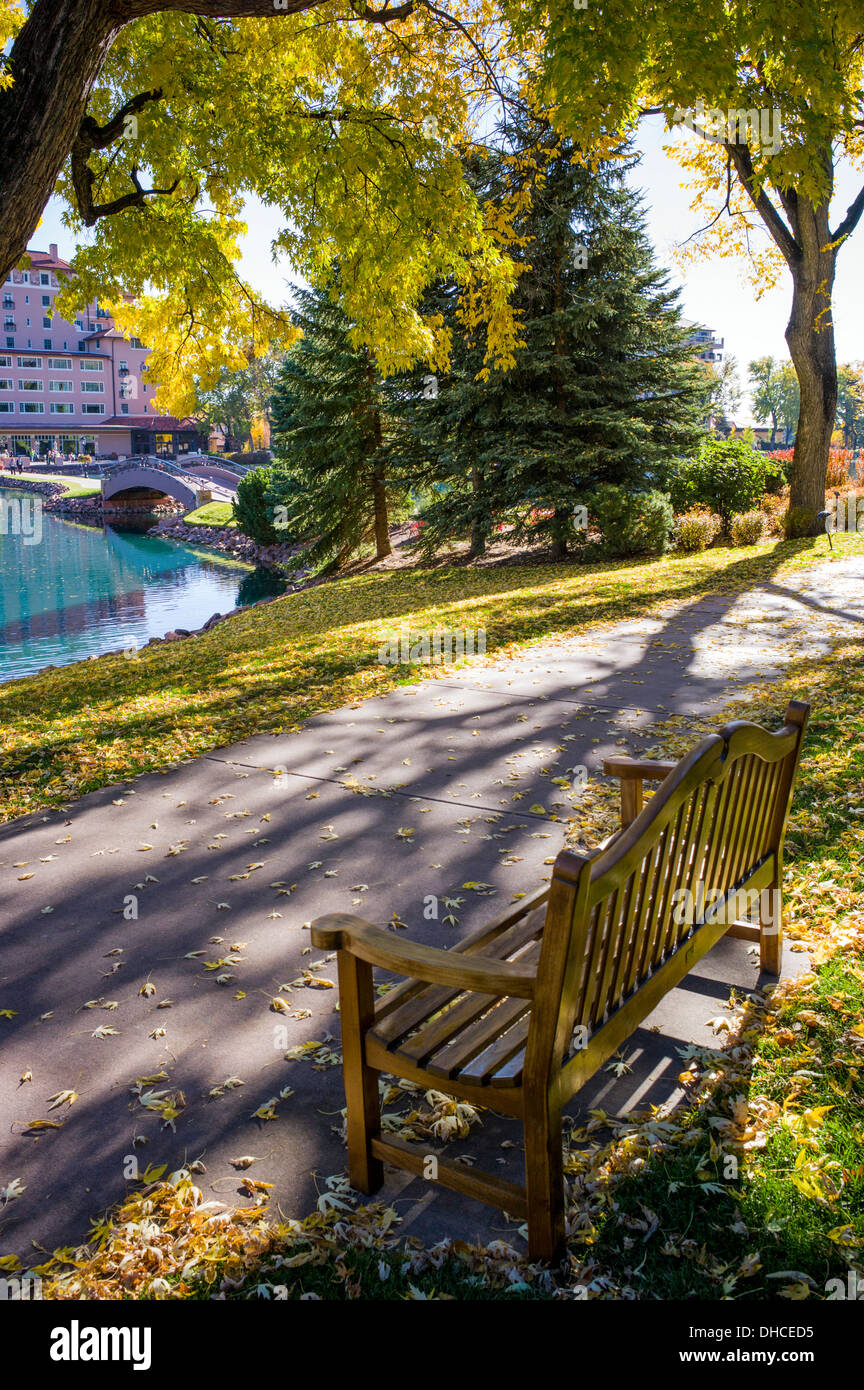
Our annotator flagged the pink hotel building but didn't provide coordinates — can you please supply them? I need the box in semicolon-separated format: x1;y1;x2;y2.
0;244;203;459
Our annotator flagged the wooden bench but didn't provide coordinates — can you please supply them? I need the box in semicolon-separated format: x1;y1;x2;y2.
311;700;809;1261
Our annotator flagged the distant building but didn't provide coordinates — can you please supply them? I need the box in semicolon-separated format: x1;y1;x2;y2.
684;322;724;363
0;244;203;459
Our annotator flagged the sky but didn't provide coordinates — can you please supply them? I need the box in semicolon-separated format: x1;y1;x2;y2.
32;114;864;426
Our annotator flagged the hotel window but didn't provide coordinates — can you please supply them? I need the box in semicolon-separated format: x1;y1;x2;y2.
121;403;129;414
42;316;52;329
44;339;52;350
82;403;104;415
50;380;73;392
2;296;13;310
21;402;44;413
80;359;103;371
129;337;144;350
18;379;43;391
48;358;72;370
40;273;50;285
0;356;11;368
5;339;13;350
17;356;42;369
0;403;12;414
50;403;74;415
41;295;50;307
82;381;104;392
3;318;15;331
0;378;10;390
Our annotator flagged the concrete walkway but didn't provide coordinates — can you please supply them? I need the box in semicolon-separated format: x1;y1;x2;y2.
2;552;863;1261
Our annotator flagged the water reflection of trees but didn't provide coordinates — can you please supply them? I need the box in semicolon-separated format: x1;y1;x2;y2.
237;567;288;607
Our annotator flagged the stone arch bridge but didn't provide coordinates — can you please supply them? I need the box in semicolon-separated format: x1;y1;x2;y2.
101;457;237;513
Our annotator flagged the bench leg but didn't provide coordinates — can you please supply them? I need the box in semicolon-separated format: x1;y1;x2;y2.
760;883;783;976
338;950;384;1193
524;1098;566;1263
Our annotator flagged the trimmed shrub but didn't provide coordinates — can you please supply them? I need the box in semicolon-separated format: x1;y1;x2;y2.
729;510;767;546
762;455;789;493
759;491;789;537
227;449;273;468
673;506;722;553
669;437;773;522
233;466;279;544
589;485;673;557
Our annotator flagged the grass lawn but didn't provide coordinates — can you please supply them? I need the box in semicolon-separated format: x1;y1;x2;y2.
183;500;237;527
1;532;862;825
9;471;102;498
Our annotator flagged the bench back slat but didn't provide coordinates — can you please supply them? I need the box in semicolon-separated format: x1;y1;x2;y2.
529;701;809;1083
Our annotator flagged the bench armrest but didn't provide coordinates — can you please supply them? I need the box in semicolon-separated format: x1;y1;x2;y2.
311;913;535;998
602;756;677;781
602;756;677;828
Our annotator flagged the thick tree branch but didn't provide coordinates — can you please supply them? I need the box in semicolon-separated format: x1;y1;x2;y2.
113;0;404;17
831;180;864;246
72;159;181;225
78;88;165;151
349;0;415;19
70;89;181;226
723;139;801;267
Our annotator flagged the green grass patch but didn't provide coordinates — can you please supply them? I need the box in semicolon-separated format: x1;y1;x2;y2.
183;501;237;527
11;471;101;497
0;533;861;824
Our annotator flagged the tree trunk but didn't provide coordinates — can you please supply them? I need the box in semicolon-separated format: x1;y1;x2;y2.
468;466;486;557
785;202;838;527
371;464;391;560
550;237;568;561
0;2;124;282
364;365;391;559
549;507;569;560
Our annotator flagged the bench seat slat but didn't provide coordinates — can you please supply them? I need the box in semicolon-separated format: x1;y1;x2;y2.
372;907;546;1049
422;997;532;1081
387;940;542;1074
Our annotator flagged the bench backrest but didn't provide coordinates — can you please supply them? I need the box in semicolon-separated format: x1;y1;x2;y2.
525;700;809;1088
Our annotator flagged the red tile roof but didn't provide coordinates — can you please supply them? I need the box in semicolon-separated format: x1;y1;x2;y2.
101;415;201;429
25;248;73;272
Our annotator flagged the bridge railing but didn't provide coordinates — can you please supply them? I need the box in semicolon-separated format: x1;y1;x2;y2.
102;457;207;489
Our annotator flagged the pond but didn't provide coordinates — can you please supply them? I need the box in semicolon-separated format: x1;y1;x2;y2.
0;492;285;683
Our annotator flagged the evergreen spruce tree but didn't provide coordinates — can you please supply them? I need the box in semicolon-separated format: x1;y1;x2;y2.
401;117;708;558
268;283;403;567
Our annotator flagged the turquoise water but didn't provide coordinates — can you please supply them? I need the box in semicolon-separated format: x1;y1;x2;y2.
0;492;282;683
